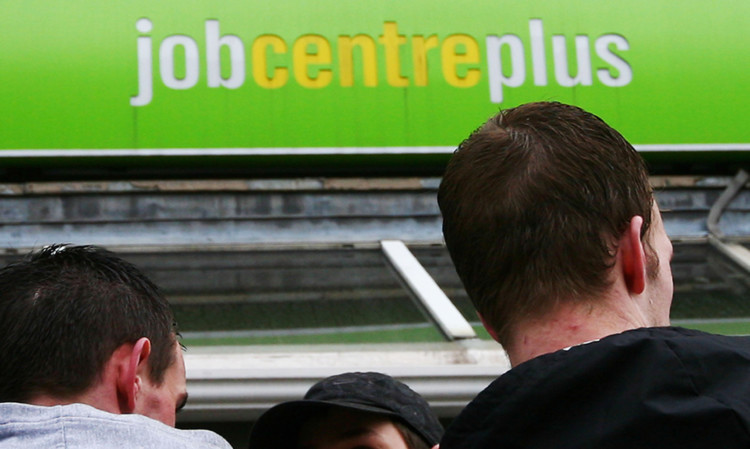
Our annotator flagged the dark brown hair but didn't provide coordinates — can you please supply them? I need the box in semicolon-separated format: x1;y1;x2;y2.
437;102;652;346
0;244;177;402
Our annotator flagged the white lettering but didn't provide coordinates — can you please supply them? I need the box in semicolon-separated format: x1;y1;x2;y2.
130;18;633;106
595;35;632;87
160;35;200;89
130;18;153;107
529;19;547;86
205;20;246;88
486;34;525;104
553;35;592;87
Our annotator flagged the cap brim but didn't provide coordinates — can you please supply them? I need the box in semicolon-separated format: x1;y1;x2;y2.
248;400;401;449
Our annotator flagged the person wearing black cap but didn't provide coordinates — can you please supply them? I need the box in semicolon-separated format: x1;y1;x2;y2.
248;372;443;449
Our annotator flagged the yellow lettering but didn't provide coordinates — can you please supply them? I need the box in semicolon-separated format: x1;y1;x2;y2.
441;34;480;87
338;35;378;87
412;35;439;87
252;35;288;88
378;22;408;87
293;35;332;88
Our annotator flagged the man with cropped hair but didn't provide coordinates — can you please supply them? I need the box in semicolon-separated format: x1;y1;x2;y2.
438;102;750;448
0;244;230;448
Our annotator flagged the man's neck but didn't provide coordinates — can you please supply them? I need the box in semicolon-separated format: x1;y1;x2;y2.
505;299;653;367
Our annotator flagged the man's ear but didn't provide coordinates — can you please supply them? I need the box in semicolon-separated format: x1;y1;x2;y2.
116;337;151;414
478;313;500;343
620;215;646;295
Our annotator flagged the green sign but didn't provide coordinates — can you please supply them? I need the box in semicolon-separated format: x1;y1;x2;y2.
1;0;748;153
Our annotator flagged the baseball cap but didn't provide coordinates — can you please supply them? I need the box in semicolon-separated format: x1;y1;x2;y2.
248;372;443;449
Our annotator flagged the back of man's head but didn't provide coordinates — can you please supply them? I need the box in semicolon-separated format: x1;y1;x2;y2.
437;102;653;346
0;244;176;403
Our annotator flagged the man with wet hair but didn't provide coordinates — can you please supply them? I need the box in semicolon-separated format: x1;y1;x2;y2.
248;372;443;449
0;244;231;448
438;102;750;448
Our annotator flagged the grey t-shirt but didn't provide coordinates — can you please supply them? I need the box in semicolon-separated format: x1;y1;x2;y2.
0;402;232;449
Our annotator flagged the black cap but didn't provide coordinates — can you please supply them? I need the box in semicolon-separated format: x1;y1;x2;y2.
248;372;443;449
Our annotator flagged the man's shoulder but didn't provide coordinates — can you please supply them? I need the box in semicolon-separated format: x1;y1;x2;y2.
489;326;750;397
513;326;750;373
0;403;232;449
585;326;750;365
442;327;750;449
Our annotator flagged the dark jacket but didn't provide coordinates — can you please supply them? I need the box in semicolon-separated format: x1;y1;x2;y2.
442;327;750;449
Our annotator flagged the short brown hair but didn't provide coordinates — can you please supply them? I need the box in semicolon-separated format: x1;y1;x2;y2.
0;244;177;402
437;102;652;346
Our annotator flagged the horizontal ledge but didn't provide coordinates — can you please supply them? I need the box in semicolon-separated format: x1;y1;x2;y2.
0;144;748;158
0;147;456;157
180;341;509;421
